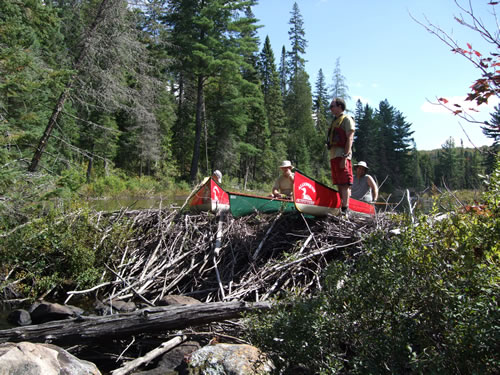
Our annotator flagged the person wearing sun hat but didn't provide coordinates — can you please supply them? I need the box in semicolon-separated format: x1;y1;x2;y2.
271;160;294;198
351;161;378;203
212;170;222;184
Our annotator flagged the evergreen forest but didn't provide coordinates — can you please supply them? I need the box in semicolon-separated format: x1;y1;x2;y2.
1;0;498;197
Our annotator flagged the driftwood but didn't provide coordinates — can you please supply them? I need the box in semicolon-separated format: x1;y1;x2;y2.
0;301;271;346
111;334;187;375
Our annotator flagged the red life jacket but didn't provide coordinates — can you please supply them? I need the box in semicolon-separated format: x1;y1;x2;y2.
329;114;347;147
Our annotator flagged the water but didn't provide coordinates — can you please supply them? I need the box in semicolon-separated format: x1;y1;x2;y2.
86;195;188;212
0;311;13;330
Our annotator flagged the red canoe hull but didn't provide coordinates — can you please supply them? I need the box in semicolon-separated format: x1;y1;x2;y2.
293;170;375;217
189;178;230;213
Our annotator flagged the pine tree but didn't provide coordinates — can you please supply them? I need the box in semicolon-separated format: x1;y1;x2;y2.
283;3;316;172
330;57;350;104
311;69;330;176
0;0;67;167
279;46;288;98
392;111;415;186
483;105;500;145
436;137;460;188
418;152;435;187
408;146;425;191
26;0;162;176
285;69;316;173
232;5;271;184
165;0;258;183
286;2;307;80
313;69;329;134
353;100;377;168
139;1;178;179
259;36;287;177
483;105;500;174
463;149;483;189
371;99;415;189
372;100;395;189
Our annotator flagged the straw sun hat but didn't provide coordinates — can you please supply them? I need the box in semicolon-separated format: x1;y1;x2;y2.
354;161;369;169
279;160;293;168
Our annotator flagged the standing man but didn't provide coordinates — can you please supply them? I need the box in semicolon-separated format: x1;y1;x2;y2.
327;98;355;216
352;161;378;203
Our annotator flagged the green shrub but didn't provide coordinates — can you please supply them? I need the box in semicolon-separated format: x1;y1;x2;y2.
125;175;159;194
0;204;132;301
42;168;86;200
90;173;127;195
246;166;500;374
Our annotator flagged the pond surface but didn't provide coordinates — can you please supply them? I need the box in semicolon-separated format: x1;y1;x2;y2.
86;195;188;212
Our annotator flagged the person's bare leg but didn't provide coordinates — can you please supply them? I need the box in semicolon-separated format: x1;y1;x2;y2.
339;185;350;215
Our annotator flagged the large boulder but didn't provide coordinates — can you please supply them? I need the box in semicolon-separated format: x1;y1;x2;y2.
30;301;84;324
187;343;274;375
0;341;101;375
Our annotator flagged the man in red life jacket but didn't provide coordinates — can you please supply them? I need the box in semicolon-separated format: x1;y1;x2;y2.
327;97;355;217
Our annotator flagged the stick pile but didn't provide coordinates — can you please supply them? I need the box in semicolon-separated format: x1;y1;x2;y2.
67;208;394;306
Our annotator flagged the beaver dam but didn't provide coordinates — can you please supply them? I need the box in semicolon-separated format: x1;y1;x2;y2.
0;208;399;372
63;208;395;305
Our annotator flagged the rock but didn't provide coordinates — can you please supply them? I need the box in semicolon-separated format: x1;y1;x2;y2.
106;299;136;313
187;343;274;375
129;341;200;375
28;301;41;313
158;295;201;306
7;309;32;326
0;341;101;375
158;341;200;373
94;299;136;315
30;301;83;324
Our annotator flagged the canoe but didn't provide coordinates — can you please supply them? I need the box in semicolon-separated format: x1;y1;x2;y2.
189;177;230;213
293;170;375;217
229;191;296;218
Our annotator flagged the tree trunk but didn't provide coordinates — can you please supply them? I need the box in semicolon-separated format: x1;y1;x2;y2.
0;301;271;346
28;88;72;172
86;143;94;183
86;156;93;184
190;74;204;183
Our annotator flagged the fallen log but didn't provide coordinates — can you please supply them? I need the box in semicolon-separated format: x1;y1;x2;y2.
111;334;187;375
0;301;271;346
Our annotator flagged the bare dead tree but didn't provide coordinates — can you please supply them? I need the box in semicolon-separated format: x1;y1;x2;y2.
411;1;500;125
28;0;163;173
28;0;115;172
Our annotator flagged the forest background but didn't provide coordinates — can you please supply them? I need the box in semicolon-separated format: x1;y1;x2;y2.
1;0;499;205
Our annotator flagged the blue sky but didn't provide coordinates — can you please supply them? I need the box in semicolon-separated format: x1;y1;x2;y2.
252;0;499;150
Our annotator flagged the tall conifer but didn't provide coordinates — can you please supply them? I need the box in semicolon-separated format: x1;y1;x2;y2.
259;36;287;175
283;2;316;172
330;57;350;104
